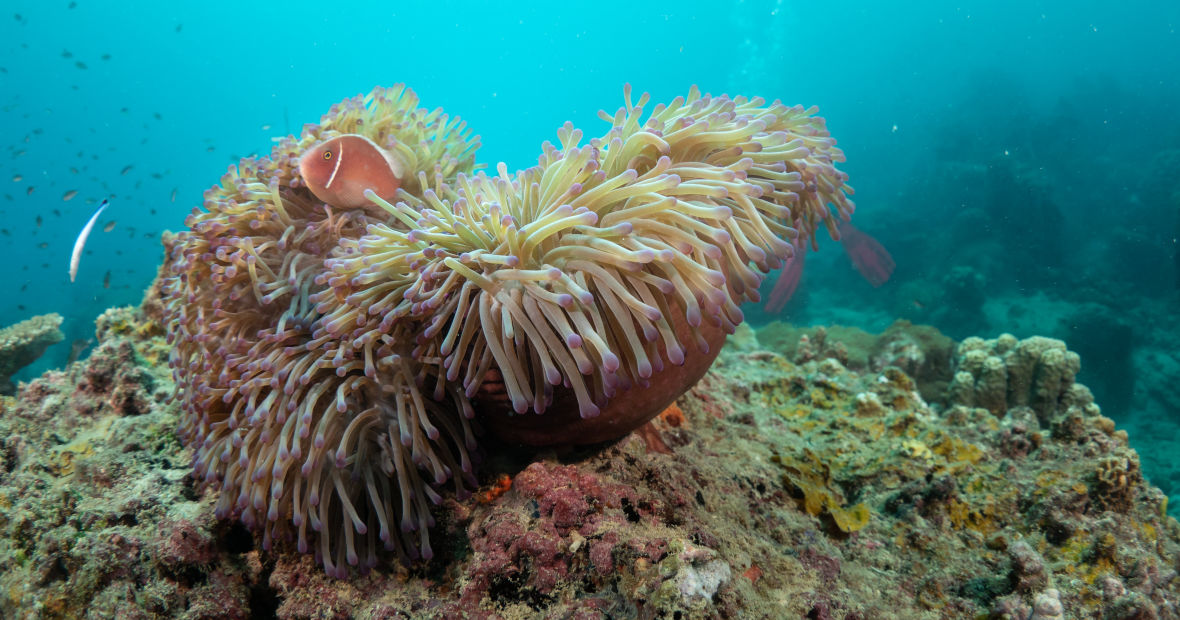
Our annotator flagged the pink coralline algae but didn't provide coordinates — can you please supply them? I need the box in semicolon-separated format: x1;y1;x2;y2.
463;462;642;601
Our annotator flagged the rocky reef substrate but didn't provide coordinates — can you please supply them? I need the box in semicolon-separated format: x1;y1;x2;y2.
0;305;1176;619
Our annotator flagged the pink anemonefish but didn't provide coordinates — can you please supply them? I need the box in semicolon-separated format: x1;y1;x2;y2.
298;134;406;208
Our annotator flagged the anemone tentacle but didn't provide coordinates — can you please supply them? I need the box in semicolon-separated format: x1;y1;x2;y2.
325;86;853;425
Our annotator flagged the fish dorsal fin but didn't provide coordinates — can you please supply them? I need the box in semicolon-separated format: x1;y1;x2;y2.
377;140;406;180
349;134;405;181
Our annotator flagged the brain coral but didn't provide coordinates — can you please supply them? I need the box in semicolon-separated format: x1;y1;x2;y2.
161;84;853;576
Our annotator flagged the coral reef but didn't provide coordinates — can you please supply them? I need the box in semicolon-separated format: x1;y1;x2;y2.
0;307;259;618
2;301;1177;618
159;84;854;575
757;319;955;402
0;313;64;395
946;334;1085;424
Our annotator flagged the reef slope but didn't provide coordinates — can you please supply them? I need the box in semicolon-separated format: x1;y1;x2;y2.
0;305;1176;619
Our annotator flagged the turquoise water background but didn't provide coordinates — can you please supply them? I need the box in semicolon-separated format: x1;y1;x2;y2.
2;1;1179;500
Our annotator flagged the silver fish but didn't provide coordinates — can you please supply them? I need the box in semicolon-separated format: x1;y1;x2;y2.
69;199;108;282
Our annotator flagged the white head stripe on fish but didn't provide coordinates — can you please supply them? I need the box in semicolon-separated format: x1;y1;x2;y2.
324;140;343;189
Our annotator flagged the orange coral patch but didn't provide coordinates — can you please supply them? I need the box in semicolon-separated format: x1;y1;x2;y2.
476;474;513;505
743;565;763;582
658;402;685;427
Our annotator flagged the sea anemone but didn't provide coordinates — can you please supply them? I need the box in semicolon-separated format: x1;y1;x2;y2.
161;84;852;576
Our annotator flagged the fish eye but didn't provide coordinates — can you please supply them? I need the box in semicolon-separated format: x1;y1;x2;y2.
322;151;332;160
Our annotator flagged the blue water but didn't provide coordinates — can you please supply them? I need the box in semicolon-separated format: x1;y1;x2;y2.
2;1;1178;497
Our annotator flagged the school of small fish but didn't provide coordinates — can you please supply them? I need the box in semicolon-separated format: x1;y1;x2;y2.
0;7;297;321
